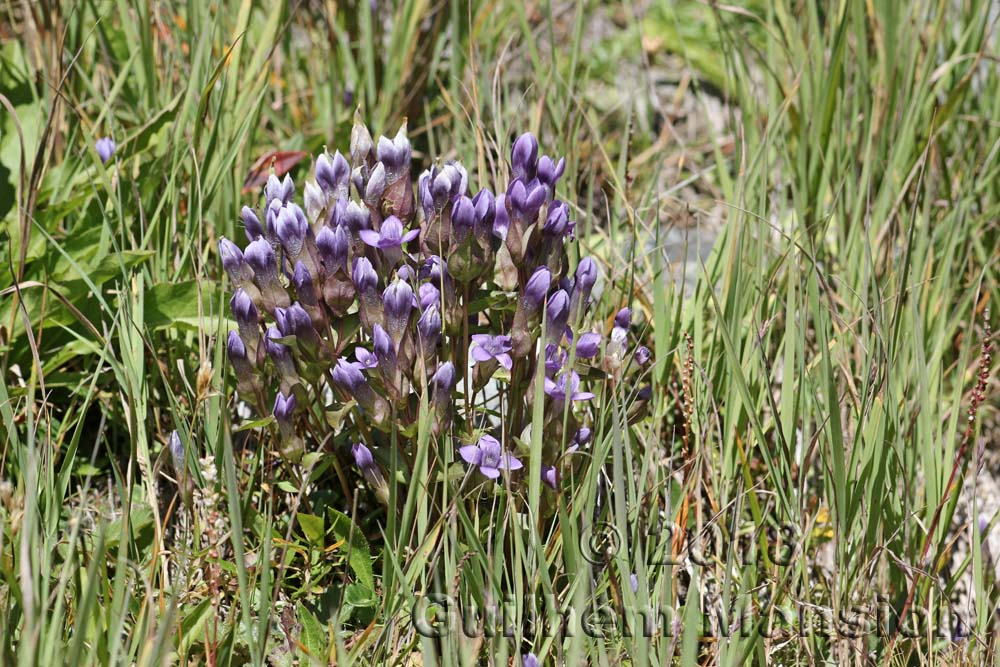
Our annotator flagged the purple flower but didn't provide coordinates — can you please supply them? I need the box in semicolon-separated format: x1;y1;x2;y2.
241;206;264;241
376;125;411;176
417;304;442;353
265;199;282;238
544;370;594;403
635;346;652;366
352;257;379;292
630;573;639;593
353;442;388;502
420;255;448;283
472;189;496;239
419;163;468;214
545;289;570;342
244;238;278;281
419;283;440;310
95;137;116;163
227;329;248;363
332;358;366;392
273;391;296;424
168;430;185;473
292;261;318;306
276;204;310;259
284;302;321;349
542;466;557;490
522;652;540;667
372;324;396;366
575;332;601;359
615;307;631;329
230;288;259;330
544;344;566;377
316;150;350;195
342;201;371;234
511;132;538;181
524;266;551;310
265;174;295;206
452;195;476;235
355;346;379;369
507;178;546;223
459;434;523;479
432;361;456;393
397;265;416;282
365;162;387;202
219;237;252;284
383;279;415;338
352;442;375;472
543;201;572;237
470;334;513;371
359;215;419;249
493;193;510;240
537;155;566;196
573;427;592;447
575;257;599;293
264;326;292;363
316;225;349;272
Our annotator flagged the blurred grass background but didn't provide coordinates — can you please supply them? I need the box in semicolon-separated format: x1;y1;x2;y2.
1;0;998;665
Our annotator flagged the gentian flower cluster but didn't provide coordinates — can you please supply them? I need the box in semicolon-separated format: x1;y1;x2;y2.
221;121;651;503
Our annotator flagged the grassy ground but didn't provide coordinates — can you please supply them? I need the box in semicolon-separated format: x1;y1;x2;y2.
1;0;998;665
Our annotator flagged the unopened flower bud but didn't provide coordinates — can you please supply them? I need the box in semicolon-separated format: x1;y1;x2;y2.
575;332;601;359
383;278;414;343
537;155;566;198
276;204;310;261
419;283;440;310
365;162;387;203
273;391;304;461
316;150;350;198
511;132;539;181
316;225;349;273
417;304;441;358
220;237;254;285
227;330;259;393
524;266;551;311
96;137;116;164
545;289;570;344
352;442;389;504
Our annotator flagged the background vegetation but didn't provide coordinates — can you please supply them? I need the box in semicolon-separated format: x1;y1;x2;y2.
1;0;998;664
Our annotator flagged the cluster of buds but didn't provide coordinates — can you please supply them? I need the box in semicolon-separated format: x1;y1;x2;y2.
220;121;652;501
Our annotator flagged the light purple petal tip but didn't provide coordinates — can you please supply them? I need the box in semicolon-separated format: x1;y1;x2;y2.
459;445;482;465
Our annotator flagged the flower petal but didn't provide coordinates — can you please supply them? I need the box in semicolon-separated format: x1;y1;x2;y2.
401;229;420;243
503;454;523;470
470;346;494;362
358;229;381;246
572;391;595;401
497;354;513;371
459;445;482;465
480;466;501;479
